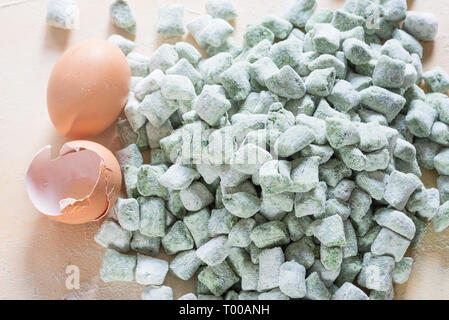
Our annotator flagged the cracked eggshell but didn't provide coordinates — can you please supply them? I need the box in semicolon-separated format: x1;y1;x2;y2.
47;39;131;139
25;140;122;224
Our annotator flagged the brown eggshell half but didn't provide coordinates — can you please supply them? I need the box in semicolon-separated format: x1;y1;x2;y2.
47;39;131;139
25;140;122;224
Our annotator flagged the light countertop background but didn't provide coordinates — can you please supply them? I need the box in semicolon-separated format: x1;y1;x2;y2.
0;0;448;299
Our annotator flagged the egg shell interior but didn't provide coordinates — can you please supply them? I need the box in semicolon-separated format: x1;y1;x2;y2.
25;140;122;224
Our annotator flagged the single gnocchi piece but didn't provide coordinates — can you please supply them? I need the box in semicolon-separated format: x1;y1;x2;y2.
261;15;293;39
265;66;306;99
284;0;317;28
108;34;135;55
115;144;143;170
423;67;449;94
115;198;140;231
433;201;449;232
46;0;78;29
343;38;373;66
95;220;132;253
157;4;185;38
199;18;234;48
403;11;438;41
194;84;231;126
279;261;307;298
100;249;136;282
135;255;169;285
110;0;136;34
196;235;230;266
332;282;368;300
142;286;173;300
205;0;238;21
312;23;340;54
